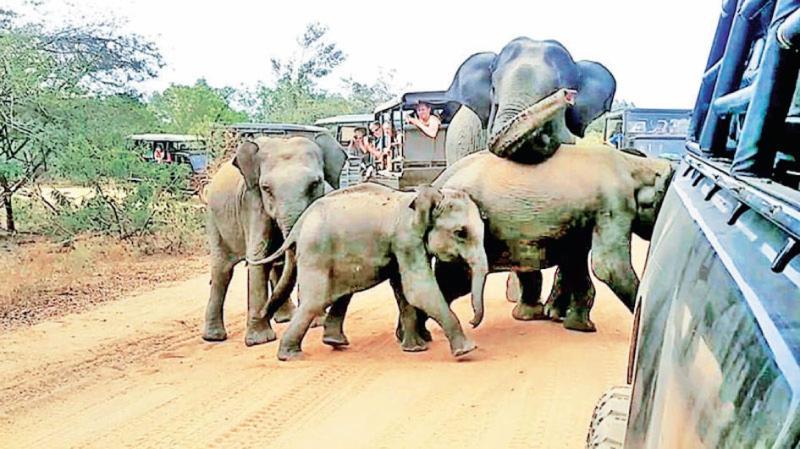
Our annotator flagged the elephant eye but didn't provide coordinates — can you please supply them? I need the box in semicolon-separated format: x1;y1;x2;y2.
260;185;272;196
455;228;469;240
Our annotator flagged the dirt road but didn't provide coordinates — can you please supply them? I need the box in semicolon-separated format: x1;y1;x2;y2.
0;240;645;449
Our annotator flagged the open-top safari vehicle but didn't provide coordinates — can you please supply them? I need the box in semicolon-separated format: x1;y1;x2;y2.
127;133;209;198
314;114;374;188
603;108;692;161
316;92;459;190
371;91;458;189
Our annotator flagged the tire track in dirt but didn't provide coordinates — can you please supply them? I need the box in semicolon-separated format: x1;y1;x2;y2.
0;240;644;449
0;318;207;415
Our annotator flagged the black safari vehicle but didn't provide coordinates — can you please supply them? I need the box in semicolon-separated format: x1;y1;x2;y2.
603;108;691;161
587;1;800;448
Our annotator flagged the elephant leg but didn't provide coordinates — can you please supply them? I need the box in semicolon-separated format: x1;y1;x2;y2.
510;271;547;321
546;254;597;332
394;259;470;348
544;266;570;321
202;255;235;342
590;215;638;312
396;253;475;357
445;107;486;165
278;268;329;361
270;263;296;323
391;274;429;352
322;294;352;348
244;263;277;347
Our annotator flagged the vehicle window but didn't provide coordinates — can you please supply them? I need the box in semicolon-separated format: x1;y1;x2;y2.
340;126;356;142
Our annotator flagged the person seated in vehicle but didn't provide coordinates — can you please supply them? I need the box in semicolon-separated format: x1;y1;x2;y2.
608;123;623;149
349;127;380;177
405;101;441;139
378;121;399;171
369;121;383;144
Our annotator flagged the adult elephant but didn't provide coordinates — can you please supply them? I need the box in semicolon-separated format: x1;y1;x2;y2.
398;145;672;346
203;134;346;346
442;37;617;311
443;37;616;164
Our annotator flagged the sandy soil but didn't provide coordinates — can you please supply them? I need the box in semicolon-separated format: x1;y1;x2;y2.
0;240;646;449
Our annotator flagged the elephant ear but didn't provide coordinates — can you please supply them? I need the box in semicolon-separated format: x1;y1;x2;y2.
232;140;261;190
409;185;444;235
444;52;497;127
566;60;616;137
314;132;347;189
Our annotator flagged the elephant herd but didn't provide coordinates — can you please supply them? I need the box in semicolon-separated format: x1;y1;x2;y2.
201;37;674;361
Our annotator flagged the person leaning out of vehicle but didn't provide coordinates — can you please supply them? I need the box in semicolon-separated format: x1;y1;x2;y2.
405;101;440;139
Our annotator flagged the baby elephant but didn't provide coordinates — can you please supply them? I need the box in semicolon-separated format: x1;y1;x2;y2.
251;183;488;361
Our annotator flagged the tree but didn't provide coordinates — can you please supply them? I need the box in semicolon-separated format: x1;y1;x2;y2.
343;69;406;113
148;79;248;135
252;22;353;124
0;9;162;232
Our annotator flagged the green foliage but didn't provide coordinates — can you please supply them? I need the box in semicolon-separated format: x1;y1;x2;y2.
249;23;401;125
149;79;247;135
0;8;163;232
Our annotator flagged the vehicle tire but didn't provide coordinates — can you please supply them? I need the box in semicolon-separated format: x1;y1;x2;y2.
586;385;631;449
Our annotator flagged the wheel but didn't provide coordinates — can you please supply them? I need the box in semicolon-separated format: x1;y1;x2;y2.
586;385;631;449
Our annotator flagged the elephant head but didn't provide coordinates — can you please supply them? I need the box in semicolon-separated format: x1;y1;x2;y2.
444;37;616;162
233;133;346;235
410;186;488;327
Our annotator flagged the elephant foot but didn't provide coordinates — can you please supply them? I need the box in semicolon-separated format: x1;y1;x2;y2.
322;332;349;348
273;301;296;324
512;302;547;321
244;323;277;347
451;339;477;358
277;346;303;361
563;307;597;333
400;331;429;352
310;314;326;328
202;323;228;342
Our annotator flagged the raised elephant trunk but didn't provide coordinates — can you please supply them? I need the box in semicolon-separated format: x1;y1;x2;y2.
487;88;577;162
468;251;488;328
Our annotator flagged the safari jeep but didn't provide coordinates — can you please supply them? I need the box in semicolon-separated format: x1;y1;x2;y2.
603;108;691;161
127;133;209;197
371;91;456;189
586;1;800;448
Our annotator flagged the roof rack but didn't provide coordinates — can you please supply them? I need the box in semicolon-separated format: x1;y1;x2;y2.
689;0;800;178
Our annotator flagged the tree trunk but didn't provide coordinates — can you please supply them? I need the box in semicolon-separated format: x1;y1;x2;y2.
3;194;15;233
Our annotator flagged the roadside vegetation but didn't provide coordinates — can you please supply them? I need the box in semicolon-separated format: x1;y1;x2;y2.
0;4;402;326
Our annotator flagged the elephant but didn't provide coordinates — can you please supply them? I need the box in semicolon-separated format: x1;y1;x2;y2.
396;144;672;344
250;182;488;361
202;134;347;346
443;37;616;164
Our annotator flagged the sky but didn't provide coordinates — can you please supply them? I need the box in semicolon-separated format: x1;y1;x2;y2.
9;0;723;109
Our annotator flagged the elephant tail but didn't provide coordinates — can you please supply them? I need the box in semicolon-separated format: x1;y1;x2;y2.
263;246;297;320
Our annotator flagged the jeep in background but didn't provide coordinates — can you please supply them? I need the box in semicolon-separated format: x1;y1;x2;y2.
127;133;209;197
587;1;800;448
603;108;691;161
314;114;374;189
